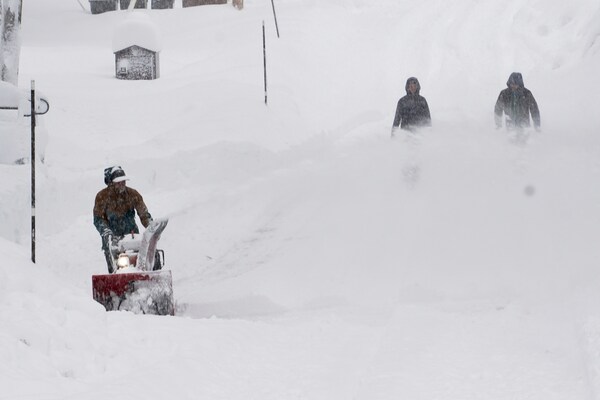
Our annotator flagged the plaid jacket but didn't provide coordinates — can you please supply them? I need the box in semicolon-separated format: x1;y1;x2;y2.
93;185;152;237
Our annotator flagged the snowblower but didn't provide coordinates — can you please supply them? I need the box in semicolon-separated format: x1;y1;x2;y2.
92;218;174;315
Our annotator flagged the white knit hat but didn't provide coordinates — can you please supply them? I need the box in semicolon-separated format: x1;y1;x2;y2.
110;166;130;183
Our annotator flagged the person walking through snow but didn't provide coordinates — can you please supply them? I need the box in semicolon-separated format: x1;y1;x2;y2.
392;77;431;135
494;72;540;131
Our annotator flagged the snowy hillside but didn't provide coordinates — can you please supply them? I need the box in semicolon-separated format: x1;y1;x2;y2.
2;0;600;398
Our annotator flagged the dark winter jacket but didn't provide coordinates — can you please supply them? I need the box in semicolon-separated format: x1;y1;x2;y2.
392;77;432;131
93;185;152;237
494;72;540;129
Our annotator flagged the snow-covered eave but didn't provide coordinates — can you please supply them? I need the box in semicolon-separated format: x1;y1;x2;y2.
113;43;161;54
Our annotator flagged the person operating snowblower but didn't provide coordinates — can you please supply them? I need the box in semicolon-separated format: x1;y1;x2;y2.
92;166;174;315
93;166;153;273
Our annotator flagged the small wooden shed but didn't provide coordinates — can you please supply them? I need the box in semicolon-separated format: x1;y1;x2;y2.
112;12;161;80
112;14;162;80
114;45;160;80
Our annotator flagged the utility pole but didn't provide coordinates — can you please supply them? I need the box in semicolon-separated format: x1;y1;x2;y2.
263;21;267;105
270;0;279;38
30;80;36;263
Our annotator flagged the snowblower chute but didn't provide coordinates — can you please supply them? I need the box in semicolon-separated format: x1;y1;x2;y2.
92;218;174;315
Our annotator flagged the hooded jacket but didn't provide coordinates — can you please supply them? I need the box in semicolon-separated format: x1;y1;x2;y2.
494;72;540;129
392;77;432;130
93;184;152;237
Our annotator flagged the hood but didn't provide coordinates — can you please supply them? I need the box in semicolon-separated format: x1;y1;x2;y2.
506;72;524;88
405;77;421;94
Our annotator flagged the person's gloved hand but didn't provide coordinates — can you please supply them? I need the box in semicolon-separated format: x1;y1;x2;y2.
101;228;113;240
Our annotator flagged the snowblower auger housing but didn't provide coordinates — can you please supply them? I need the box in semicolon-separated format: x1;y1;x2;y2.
92;218;174;315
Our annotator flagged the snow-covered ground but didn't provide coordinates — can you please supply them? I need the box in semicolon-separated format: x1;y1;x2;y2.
2;0;600;398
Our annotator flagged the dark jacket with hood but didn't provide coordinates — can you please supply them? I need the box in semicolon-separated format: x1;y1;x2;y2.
392;77;432;131
494;72;540;129
93;184;152;237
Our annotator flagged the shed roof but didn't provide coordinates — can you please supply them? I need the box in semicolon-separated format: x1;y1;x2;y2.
112;13;162;53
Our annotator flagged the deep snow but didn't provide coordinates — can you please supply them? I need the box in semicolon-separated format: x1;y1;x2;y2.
2;0;600;399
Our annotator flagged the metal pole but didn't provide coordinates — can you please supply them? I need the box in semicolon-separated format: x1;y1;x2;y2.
270;0;280;38
263;21;267;105
30;80;36;263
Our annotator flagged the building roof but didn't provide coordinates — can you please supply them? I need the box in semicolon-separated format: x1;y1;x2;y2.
112;12;162;53
115;44;157;56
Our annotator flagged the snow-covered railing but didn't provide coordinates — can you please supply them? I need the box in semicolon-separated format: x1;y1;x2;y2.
0;81;49;116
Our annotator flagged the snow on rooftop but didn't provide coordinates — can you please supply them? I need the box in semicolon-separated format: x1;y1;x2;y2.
112;12;162;53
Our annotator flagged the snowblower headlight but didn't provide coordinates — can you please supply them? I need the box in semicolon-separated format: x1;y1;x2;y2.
116;254;130;269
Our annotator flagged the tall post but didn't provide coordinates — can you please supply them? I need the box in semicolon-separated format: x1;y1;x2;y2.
263;21;267;105
30;80;36;263
270;0;280;38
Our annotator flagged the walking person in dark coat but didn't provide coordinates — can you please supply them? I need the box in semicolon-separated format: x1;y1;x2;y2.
392;77;431;136
494;72;540;131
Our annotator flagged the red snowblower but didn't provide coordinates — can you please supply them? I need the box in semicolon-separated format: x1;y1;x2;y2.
92;218;174;315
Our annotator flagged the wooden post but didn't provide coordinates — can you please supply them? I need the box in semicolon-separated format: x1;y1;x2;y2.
30;80;36;263
263;21;267;105
270;0;280;38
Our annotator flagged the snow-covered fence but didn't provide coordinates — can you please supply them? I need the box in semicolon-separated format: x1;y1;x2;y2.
151;0;174;9
90;0;235;13
89;0;117;14
182;0;226;7
90;0;173;13
120;0;146;9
